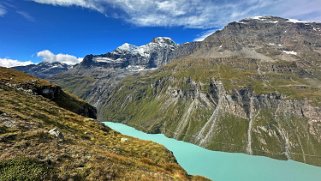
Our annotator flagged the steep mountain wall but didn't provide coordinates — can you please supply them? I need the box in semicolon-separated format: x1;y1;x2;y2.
51;16;321;166
102;62;321;165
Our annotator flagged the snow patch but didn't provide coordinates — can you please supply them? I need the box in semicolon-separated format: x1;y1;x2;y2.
287;19;308;23
117;43;138;52
245;16;278;23
114;37;176;58
93;57;116;62
238;21;248;24
312;27;321;32
126;65;145;72
50;65;62;69
250;16;264;20
283;50;298;55
134;46;150;57
153;37;173;44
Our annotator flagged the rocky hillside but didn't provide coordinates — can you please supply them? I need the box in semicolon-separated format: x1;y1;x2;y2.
0;67;207;180
49;16;321;166
15;62;72;79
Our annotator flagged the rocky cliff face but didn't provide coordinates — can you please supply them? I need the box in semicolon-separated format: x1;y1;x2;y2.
0;67;207;180
1;68;97;119
101;17;321;166
51;16;321;166
102;57;321;166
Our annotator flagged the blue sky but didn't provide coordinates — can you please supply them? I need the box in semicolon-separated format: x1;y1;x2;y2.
0;0;320;67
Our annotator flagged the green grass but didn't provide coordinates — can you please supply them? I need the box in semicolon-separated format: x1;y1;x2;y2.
0;157;50;181
251;109;287;160
208;114;248;152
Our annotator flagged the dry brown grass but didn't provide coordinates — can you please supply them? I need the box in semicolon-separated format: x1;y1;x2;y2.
0;68;209;180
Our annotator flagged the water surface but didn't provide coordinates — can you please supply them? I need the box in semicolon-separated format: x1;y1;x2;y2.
104;122;321;181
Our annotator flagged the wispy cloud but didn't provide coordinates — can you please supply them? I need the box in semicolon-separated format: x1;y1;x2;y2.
0;1;35;21
31;0;321;29
0;58;33;68
37;50;82;65
0;4;7;16
32;0;105;13
16;11;35;22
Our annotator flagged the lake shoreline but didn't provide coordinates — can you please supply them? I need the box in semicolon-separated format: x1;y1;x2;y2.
104;122;321;181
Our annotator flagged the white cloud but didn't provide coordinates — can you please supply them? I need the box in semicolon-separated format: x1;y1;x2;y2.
194;29;218;42
0;58;33;68
32;0;321;28
0;50;81;68
32;0;105;13
37;50;82;65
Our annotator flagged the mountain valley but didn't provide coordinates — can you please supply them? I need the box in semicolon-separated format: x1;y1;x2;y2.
15;16;321;167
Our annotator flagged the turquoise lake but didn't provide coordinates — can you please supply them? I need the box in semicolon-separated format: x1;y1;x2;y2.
104;122;321;181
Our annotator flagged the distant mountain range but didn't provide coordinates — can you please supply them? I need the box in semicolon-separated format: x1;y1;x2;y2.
14;37;181;78
15;16;321;167
14;62;72;79
81;37;178;69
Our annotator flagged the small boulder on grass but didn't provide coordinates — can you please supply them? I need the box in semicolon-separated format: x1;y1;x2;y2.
120;138;128;143
48;127;64;140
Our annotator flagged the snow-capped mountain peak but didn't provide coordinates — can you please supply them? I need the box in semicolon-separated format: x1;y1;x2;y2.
152;37;176;46
14;61;71;79
116;43;138;52
81;37;178;69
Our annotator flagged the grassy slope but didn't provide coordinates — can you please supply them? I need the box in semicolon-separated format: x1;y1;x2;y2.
0;67;96;118
0;67;208;181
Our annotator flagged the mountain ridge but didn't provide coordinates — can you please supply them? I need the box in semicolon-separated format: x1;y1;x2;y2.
14;62;72;79
99;16;321;166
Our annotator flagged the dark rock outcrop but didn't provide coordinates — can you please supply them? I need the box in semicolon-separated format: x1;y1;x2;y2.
0;68;97;119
